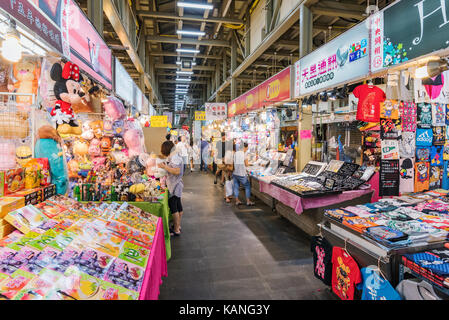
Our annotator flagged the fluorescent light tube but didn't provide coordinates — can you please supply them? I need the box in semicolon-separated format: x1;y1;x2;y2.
177;2;213;10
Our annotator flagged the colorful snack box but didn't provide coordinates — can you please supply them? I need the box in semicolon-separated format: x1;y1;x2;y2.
0;168;25;195
35;201;68;219
104;258;145;292
4;205;48;234
0;197;25;219
11;188;42;206
0;269;36;299
118;241;150;268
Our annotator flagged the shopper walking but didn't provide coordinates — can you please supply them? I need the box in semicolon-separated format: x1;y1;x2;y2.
214;132;230;186
200;136;209;172
189;139;199;172
233;142;255;206
158;140;184;236
177;135;189;174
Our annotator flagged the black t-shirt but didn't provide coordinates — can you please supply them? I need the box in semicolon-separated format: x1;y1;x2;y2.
310;236;333;286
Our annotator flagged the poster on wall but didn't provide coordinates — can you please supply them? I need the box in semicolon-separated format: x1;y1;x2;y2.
61;0;112;89
296;22;369;96
205;103;227;121
0;0;63;52
380;159;400;196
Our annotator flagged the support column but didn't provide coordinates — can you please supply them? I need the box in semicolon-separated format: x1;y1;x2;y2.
299;3;313;58
265;0;273;38
245;11;251;57
222;49;227;83
231;36;237;100
88;0;104;35
215;60;220;95
297;104;312;171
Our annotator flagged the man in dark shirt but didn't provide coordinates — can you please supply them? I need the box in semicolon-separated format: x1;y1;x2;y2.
200;137;209;172
214;132;227;185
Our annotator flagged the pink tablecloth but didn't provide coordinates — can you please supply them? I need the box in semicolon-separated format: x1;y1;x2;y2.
258;180;373;215
139;218;168;300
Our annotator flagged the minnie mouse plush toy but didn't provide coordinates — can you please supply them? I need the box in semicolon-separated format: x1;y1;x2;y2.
50;62;84;136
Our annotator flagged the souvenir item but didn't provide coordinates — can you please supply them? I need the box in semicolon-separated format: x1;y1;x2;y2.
430;146;444;166
90;121;103;139
124;129;145;157
429;166;443;189
9;57;40;109
49;62;83;136
416;147;430;162
15;145;32;167
399;132;415;158
433;126;446;146
354;84;386;122
381;140;399;160
103;96;126;121
103;119;114;137
380;118;401;140
23;159;41;189
364;226;409;244
399;101;417;132
1;168;25;195
359;266;402;300
443;142;449;160
331;247;362;300
324;209;356;222
81;121;94;140
88;139;101;157
432;103;446;126
417;103;433;128
399;158;414;194
342;216;378;233
416;128;433;147
380;100;399;119
415;162;430;192
443;161;449;190
35;158;51;186
311;236;333;286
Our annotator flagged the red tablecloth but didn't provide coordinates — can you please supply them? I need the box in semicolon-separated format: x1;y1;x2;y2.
258;180;373;215
139;218;168;300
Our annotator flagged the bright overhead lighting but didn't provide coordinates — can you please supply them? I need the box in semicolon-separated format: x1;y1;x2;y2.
176;78;192;82
177;30;206;36
1;19;22;63
176;71;194;75
177;2;213;10
176;48;200;54
176;61;196;66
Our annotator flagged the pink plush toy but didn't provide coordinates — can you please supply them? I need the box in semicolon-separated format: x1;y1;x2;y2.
92;157;106;172
0;142;17;170
123;129;145;157
103;96;126;121
88;138;101;157
145;157;157;176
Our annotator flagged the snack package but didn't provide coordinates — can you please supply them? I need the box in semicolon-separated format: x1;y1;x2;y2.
0;197;25;219
118;241;150;268
1;168;25;195
0;269;36;299
104;258;144;292
35;158;51;186
23;159;41;190
4;205;48;234
34;201;68;219
12;268;62;300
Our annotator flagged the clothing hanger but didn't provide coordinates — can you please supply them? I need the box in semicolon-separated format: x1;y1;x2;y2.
372;256;388;281
368;79;374;86
343;238;350;255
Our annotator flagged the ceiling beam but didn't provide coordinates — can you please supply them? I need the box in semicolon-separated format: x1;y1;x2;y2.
155;64;215;71
310;6;364;20
149;51;222;59
156;72;212;78
146;35;229;47
138;11;243;25
158;79;208;84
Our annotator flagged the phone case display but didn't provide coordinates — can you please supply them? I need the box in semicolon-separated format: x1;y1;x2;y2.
301;161;327;176
0;195;159;300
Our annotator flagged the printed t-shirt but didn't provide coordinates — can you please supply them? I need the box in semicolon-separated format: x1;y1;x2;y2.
331;247;362;300
310;236;333;286
354;84;386;122
396;279;441;300
358;266;401;300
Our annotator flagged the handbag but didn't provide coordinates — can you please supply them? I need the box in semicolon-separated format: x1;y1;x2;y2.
225;180;233;197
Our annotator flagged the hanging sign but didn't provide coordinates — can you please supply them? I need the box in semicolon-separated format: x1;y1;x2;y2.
259;67;291;107
379;159;400;196
0;0;63;53
195;111;206;121
296;22;369;97
61;0;112;89
151;115;167;128
228;95;246;117
205;103;227;121
373;0;449;71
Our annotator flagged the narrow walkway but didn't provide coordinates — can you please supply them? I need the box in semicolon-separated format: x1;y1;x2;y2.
159;172;334;300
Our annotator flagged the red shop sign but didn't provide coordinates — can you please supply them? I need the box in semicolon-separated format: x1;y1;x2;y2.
0;0;63;52
61;0;112;90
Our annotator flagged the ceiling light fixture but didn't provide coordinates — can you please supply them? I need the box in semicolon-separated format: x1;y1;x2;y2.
177;30;206;36
176;78;192;82
176;48;200;54
415;59;449;78
177;2;213;10
176;61;196;66
1;18;22;63
176;71;194;75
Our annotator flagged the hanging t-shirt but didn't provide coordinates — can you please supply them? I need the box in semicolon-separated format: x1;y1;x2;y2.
415;161;430;192
399;158;414;194
416;147;430;162
443;161;449;189
310;236;333;286
416;128;433;147
396;279;442;300
432;103;446;126
358;266;402;300
417;103;433;128
399;132;416;158
415;71;449;104
331;247;362;300
430;146;444;166
380;100;399;119
429;166;442;189
399;101;417;132
354;84;386;123
433;126;446;146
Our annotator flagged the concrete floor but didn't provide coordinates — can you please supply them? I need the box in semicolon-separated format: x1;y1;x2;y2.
159;171;335;300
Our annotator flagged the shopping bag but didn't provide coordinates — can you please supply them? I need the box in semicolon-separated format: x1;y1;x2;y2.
225;180;233;197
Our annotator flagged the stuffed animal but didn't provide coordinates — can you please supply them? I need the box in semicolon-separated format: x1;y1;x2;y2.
34;125;67;195
112;120;124;137
15;145;32;167
8;57;40;110
90;120;103;139
88;138;101;157
73;139;89;163
81;121;94;140
100;137;112;156
124;129;145;157
92;157;106;172
67;159;80;179
49;62;84;136
103;96;126;121
103;118;114;136
111;150;128;164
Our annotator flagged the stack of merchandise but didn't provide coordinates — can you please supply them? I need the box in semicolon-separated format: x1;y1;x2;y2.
271;160;375;197
324;189;449;248
0;195;158;300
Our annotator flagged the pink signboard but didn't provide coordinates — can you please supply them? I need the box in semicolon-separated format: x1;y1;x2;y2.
61;0;112;89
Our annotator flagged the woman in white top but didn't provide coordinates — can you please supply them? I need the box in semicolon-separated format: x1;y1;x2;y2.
232;142;255;206
176;135;189;173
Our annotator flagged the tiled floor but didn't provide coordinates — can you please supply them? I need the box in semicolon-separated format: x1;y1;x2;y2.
159;171;335;300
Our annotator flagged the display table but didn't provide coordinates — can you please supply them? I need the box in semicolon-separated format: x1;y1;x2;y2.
139;217;168;300
249;176;373;236
81;190;171;261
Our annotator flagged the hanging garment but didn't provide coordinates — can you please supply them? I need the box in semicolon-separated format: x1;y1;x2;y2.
354;84;386;122
417;103;433;128
399;158;415;194
311;236;333;286
399;101;417;132
399;132;416;158
396;279;442;300
331;247;362;300
358;266;402;300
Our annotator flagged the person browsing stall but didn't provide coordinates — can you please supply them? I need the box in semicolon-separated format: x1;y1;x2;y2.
233;142;255;206
158;140;184;236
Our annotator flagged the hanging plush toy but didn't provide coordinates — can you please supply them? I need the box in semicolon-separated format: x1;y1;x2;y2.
73;139;89;163
124;129;145;157
49;62;84;136
88;138;101;158
8;56;40;111
100;137;112;156
103;118;114;136
81;121;94;140
34;125;67;195
90;120;103;139
112;119;124;137
103;96;126;121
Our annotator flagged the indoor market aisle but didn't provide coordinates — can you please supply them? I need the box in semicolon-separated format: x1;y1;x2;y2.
159;172;334;300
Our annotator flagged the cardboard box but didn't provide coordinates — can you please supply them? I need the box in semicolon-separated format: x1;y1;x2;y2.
0;223;15;238
11;188;43;206
0;197;25;219
42;184;56;200
0;168;25;195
